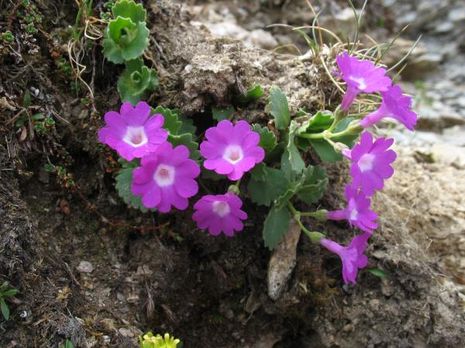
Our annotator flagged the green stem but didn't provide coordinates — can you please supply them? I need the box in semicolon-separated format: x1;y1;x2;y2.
288;203;325;243
298;121;362;140
300;209;328;220
228;178;242;195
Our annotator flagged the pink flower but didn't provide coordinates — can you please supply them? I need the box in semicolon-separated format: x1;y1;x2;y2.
320;232;370;284
343;132;397;196
336;52;392;110
360;84;418;130
193;193;247;236
131;142;200;212
98;101;168;161
200;120;265;181
327;185;378;233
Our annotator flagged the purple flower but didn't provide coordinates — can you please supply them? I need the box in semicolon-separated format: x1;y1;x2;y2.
131;142;200;212
320;232;370;284
336;52;392;110
200;120;265;181
343;132;397;196
360;84;418;131
193;193;247;237
98;101;168;161
327;185;378;233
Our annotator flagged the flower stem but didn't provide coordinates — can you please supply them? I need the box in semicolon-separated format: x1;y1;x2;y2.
298;121;362;140
288;203;325;244
228;179;242;195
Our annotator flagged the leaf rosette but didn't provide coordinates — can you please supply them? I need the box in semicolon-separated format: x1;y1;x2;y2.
103;16;149;63
117;58;158;104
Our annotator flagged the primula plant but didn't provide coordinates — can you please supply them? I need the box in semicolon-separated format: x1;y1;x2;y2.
98;0;418;288
103;0;157;104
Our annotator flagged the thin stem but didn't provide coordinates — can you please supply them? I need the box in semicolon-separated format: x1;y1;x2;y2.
288;202;325;243
298;122;362;140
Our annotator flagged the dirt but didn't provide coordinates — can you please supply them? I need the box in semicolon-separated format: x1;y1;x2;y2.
1;0;465;347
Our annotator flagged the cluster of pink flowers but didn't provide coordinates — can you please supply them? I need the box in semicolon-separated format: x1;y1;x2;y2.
99;103;264;237
321;52;418;284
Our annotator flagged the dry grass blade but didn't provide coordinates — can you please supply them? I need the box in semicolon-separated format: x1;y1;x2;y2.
388;35;422;72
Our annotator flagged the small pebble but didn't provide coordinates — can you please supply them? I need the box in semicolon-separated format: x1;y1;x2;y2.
76;261;94;273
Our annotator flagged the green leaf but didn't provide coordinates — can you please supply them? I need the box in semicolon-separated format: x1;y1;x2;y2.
103;17;149;63
115;163;149;212
153;106;182;135
23;90;31;108
268;86;290;130
252;124;277;153
168;133;199;159
1;299;10;320
112;0;147;23
179;116;196;134
263;205;292;250
212;106;234;122
1;289;18;297
248;165;290;206
308;139;341;162
367;268;388;278
117;58;158;104
299;110;334;133
281;121;305;179
296;166;328;205
237;84;264;104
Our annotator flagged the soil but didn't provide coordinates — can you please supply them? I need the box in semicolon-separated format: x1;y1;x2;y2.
1;1;464;347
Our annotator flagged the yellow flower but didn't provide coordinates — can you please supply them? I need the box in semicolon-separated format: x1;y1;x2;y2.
139;332;181;348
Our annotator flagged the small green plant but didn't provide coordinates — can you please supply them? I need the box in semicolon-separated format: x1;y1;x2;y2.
0;282;18;321
103;0;149;63
1;30;14;43
117;58;158;104
139;332;181;348
103;0;156;104
59;339;74;348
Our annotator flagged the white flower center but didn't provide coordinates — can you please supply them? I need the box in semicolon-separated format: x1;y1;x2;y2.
123;126;148;147
349;76;367;90
223;145;244;164
358;153;375;172
153;164;175;187
349;208;359;221
212;200;231;218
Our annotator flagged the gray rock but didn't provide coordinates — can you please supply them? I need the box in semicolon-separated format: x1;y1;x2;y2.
267;220;301;301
